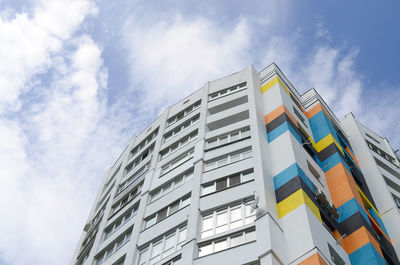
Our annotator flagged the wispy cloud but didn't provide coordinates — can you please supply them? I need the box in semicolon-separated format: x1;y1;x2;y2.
122;15;252;114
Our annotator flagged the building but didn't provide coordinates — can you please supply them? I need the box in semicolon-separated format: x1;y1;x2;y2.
341;114;400;258
71;63;400;265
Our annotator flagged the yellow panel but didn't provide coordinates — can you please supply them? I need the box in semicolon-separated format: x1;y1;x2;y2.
261;76;279;94
277;189;322;222
261;76;291;96
314;134;344;155
303;190;323;222
357;185;381;218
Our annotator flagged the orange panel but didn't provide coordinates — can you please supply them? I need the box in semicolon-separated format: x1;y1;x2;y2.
264;104;298;126
325;163;364;208
341;227;383;258
298;253;328;265
305;103;332;121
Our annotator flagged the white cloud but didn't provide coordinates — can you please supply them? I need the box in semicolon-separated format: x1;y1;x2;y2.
122;15;252;113
0;0;97;114
0;1;119;265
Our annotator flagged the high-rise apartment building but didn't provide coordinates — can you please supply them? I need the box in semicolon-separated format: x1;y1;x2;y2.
71;63;400;265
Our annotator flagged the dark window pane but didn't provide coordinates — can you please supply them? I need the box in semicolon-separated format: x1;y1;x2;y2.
216;178;227;191
157;207;168;222
230;175;240;186
169;201;180;214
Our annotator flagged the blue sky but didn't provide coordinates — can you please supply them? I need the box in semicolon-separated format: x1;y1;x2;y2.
0;1;399;265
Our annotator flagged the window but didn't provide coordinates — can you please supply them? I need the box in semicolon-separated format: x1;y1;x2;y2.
166;100;201;128
104;205;138;240
130;128;159;158
160;131;198;160
112;183;143;215
208;83;247;101
161;149;194;175
144;194;191;229
365;133;381;144
206;127;250;149
164;115;200;143
367;140;397;167
162;256;181;265
307;161;321;181
205;148;252;171
328;243;345;265
201;169;254;196
198;229;256;257
200;201;256;238
149;169;193;202
293;106;307;128
125;145;154;176
138;225;187;265
118;163;149;195
95;229;132;265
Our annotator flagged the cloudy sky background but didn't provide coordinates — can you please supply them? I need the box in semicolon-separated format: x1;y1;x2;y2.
0;0;399;264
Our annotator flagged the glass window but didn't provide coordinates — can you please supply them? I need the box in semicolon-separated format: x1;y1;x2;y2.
231;132;239;141
151;240;163;260
116;237;124;250
206;161;217;170
163;234;175;257
157;208;168;222
230;153;241;163
214;239;227;252
219;136;228;145
199;242;213;257
146;215;157;228
245;230;256;242
217;157;228;167
216;211;228;233
230;175;241;186
207;139;218;148
151;189;161;202
178;227;187;249
180;196;190;208
163;183;172;194
138;249;149;265
202;182;216;195
174;176;184;187
230;233;243;247
241;171;254;182
241;128;250;138
201;215;214;238
216;178;227;191
169;201;180;215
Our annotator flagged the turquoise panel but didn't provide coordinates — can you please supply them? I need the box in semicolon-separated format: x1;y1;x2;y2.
309;111;334;142
267;121;301;143
273;163;315;192
368;208;389;238
336;198;371;226
349;243;386;265
319;152;350;173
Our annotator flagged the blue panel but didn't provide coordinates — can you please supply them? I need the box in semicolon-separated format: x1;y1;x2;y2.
267;121;301;143
308;111;333;142
319;153;349;172
349;243;386;265
368;208;390;238
273;163;315;192
336;198;371;226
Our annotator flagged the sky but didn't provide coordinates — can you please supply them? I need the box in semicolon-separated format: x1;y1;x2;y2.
0;0;399;264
